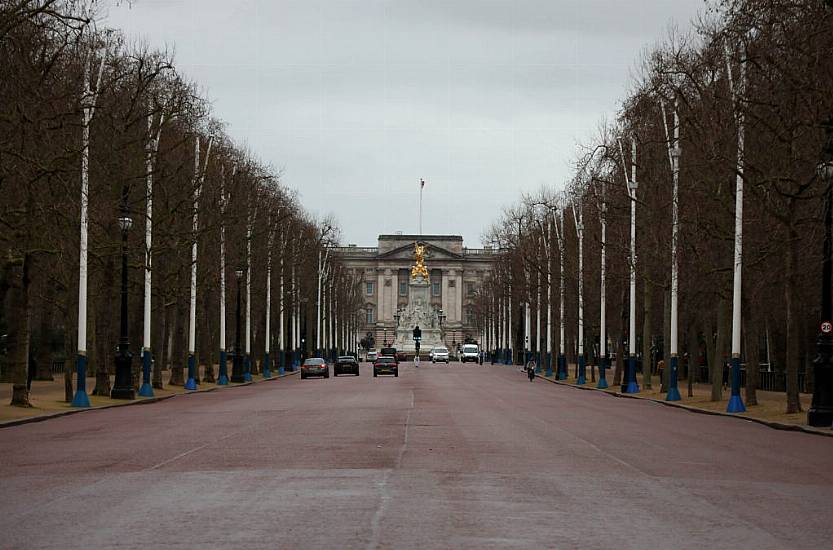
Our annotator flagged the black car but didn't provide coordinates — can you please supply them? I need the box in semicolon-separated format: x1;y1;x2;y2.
300;357;329;379
334;355;359;376
373;356;398;377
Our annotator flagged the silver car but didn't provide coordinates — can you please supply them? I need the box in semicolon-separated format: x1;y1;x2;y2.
430;347;449;363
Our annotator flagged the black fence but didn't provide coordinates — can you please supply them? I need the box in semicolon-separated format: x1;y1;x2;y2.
696;365;807;393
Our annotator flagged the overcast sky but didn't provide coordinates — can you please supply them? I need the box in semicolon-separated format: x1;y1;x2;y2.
106;0;705;247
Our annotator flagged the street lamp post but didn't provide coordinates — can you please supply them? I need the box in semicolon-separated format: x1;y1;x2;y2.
809;121;833;427
572;200;586;385
598;171;609;389
394;308;401;348
536;212;554;377
263;225;273;379
111;205;135;400
619;137;640;393
666;99;683;401
535;240;542;374
231;267;245;383
556;207;567;379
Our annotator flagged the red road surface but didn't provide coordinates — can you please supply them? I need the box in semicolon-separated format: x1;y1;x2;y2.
1;363;832;549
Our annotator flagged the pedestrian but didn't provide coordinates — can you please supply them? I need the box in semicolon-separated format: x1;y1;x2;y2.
657;359;665;384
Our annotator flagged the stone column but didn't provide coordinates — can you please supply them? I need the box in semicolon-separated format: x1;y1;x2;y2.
376;269;384;322
456;270;463;324
441;269;450;317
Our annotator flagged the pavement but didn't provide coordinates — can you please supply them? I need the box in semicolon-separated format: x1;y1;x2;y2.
1;362;832;549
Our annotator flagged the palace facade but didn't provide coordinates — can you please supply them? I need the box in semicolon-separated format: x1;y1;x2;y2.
333;234;499;351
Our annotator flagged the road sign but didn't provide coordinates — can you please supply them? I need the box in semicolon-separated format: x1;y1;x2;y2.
822;321;832;334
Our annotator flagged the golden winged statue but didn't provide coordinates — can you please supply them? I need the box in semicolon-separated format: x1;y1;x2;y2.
410;243;430;281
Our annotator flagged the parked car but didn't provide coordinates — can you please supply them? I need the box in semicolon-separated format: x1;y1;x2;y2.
334;355;359;376
300;357;329;379
430;347;449;363
460;344;480;363
373;356;399;377
366;349;378;362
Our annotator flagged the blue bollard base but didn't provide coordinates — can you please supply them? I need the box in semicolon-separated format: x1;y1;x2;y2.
557;372;567;380
278;367;285;375
184;378;197;391
71;390;90;408
217;374;229;385
243;373;252;382
576;376;586;385
666;387;682;402
262;370;272;379
624;381;640;393
138;383;154;397
545;369;553;378
726;394;746;413
597;378;609;389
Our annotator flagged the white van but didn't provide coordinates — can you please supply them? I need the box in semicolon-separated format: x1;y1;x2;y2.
460;344;479;363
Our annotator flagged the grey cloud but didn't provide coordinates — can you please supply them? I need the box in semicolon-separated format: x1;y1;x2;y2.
107;0;704;245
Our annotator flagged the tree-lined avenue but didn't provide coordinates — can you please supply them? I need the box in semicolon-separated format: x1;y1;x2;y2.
1;364;831;549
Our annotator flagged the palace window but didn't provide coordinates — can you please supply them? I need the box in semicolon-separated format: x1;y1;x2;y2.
366;282;374;296
366;307;375;324
467;282;476;297
432;281;441;296
399;281;408;297
466;307;475;326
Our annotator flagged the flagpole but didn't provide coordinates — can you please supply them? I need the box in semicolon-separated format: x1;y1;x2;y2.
419;178;424;235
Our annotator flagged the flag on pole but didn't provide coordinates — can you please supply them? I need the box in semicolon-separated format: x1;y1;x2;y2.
420;179;425;188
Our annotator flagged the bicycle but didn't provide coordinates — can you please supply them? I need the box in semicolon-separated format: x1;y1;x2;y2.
525;360;536;381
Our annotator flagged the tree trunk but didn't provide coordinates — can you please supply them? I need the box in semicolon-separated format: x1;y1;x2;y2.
201;286;215;383
63;302;75;402
613;288;626;386
642;281;653;390
710;298;729;402
662;287;671;392
6;256;32;407
785;221;801;413
163;300;174;372
64;364;73;402
745;314;760;406
33;270;55;381
687;323;698;398
92;255;114;396
169;295;185;386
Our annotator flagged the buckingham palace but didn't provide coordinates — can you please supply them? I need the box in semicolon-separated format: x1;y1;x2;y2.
333;234;500;351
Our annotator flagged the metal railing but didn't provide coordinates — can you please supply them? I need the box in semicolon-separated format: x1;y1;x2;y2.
51;359;66;374
332;246;378;255
695;365;808;393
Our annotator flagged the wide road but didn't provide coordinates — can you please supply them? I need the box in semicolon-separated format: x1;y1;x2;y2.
1;362;832;549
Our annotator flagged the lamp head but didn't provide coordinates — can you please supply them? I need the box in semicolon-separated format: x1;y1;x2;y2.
118;214;133;232
819;118;833;183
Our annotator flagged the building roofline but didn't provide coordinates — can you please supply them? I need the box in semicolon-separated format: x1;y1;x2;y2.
378;234;463;241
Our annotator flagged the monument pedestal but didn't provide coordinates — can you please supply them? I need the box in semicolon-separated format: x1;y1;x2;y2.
393;276;443;353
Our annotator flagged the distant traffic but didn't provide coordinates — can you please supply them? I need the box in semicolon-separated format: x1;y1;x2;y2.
298;344;481;381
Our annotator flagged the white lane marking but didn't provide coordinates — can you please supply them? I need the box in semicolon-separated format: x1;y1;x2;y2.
367;390;414;550
146;429;243;471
